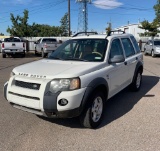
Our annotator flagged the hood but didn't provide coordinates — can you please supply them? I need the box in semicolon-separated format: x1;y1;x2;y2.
13;59;106;79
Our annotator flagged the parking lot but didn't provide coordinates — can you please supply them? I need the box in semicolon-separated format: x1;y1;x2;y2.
0;53;160;151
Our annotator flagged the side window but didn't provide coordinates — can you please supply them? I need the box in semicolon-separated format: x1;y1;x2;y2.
130;36;140;53
109;39;124;59
121;38;135;57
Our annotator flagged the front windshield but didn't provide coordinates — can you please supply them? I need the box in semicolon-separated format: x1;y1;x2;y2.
154;41;160;45
49;39;108;62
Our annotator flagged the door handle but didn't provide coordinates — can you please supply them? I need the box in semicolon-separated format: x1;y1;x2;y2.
124;62;127;65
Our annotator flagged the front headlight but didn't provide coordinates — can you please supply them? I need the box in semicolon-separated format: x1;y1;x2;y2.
49;78;80;93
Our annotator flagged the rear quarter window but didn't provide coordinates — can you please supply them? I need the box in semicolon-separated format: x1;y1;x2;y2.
130;36;140;53
121;38;135;58
42;39;57;43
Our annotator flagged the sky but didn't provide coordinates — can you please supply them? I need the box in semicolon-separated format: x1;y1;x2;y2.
0;0;157;35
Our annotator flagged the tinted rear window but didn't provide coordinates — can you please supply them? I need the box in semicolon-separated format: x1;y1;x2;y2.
4;38;21;42
42;39;57;43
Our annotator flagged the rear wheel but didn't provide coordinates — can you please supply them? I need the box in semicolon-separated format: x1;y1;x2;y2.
22;51;26;58
130;70;142;92
79;92;105;129
35;48;38;56
2;53;6;58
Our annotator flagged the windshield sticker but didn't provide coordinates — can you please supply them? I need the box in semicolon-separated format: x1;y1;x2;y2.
95;57;101;60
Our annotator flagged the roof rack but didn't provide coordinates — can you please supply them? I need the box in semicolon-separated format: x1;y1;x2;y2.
107;30;125;37
72;32;98;37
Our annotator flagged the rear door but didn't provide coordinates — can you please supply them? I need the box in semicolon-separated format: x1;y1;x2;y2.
121;37;137;83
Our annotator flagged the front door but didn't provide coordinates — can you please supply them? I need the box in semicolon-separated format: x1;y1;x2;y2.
108;38;128;98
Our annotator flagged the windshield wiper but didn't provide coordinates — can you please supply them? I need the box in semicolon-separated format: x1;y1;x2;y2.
64;58;89;62
49;57;64;60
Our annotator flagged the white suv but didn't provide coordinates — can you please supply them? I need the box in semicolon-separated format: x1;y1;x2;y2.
4;31;143;128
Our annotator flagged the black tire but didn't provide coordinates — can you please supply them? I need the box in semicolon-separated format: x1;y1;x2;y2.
151;50;156;57
22;51;26;58
35;48;38;56
130;70;142;92
79;92;105;129
2;53;6;58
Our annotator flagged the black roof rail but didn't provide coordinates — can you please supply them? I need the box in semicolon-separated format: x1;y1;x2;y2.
107;30;125;37
72;32;98;37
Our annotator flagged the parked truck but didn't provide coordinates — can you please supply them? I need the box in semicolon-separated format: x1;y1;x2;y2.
1;37;26;58
34;38;62;58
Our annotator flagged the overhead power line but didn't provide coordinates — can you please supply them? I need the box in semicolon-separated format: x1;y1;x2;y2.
0;0;67;24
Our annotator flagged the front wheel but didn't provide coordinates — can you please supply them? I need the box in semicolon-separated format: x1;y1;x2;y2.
79;92;105;129
144;48;147;56
151;50;156;57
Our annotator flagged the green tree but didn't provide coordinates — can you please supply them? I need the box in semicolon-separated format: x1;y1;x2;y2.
60;13;69;36
7;9;69;37
0;33;4;36
30;23;62;37
7;9;31;37
153;0;160;24
139;20;158;37
139;1;160;37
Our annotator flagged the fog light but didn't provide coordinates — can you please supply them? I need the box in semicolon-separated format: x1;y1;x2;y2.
58;99;68;106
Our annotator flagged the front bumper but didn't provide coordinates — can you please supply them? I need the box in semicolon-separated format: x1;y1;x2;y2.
4;77;86;118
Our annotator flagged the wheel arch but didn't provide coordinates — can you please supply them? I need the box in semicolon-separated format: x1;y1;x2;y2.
79;78;109;114
132;61;143;83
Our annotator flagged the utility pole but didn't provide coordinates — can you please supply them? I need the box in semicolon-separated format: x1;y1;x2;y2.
68;0;71;36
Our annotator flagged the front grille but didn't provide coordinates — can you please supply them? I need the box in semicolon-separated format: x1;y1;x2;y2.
15;80;41;90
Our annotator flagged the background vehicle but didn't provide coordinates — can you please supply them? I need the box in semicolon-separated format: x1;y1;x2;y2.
144;40;160;57
1;37;26;58
4;31;143;129
34;38;62;58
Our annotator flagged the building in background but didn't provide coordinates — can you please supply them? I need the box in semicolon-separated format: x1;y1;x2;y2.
115;23;146;40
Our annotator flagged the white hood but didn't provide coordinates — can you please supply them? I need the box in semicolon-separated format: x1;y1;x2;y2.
13;59;106;79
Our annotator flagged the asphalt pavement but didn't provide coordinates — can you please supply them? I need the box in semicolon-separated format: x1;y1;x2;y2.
0;53;160;151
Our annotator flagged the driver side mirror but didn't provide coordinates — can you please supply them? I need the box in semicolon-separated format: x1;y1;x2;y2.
108;55;125;64
34;41;37;44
